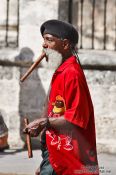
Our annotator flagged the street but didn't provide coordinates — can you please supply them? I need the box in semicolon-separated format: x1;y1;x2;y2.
0;149;116;175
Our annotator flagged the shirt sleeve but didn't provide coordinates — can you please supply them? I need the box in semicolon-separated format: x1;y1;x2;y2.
64;76;91;129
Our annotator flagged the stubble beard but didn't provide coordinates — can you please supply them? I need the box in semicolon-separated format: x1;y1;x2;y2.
43;48;63;70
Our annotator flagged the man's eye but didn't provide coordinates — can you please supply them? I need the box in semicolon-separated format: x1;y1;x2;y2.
44;37;54;42
47;38;53;42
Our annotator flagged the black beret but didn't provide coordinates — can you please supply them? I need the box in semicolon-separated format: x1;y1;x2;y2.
40;19;79;45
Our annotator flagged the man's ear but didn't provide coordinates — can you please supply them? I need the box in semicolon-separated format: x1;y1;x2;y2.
63;39;70;50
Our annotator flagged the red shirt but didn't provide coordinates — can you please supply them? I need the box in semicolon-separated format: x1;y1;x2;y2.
46;55;99;175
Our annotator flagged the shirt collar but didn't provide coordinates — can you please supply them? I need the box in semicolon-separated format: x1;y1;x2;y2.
55;55;77;73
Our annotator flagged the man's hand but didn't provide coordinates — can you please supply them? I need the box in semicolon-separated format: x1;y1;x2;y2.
23;118;47;137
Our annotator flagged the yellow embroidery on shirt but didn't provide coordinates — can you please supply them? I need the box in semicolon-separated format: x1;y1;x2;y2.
52;95;66;114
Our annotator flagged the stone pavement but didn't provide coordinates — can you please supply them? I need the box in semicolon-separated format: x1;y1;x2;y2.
0;149;42;175
0;149;116;175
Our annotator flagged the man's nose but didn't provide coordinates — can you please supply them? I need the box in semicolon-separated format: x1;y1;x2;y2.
42;41;48;48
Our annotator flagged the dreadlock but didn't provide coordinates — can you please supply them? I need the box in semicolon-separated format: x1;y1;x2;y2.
71;46;82;69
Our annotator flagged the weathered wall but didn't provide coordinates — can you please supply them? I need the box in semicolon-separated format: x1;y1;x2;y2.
79;50;116;153
19;0;59;56
0;0;116;153
59;0;116;50
0;51;23;148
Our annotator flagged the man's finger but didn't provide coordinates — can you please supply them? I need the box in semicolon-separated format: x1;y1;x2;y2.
23;127;29;134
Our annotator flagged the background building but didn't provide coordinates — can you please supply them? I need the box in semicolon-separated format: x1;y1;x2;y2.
0;0;116;153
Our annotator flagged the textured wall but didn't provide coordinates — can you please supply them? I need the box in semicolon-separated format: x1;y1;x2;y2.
85;70;116;153
19;0;59;56
59;0;116;50
0;64;23;148
79;50;116;153
0;0;116;153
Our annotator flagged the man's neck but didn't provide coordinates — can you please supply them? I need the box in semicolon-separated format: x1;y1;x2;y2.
62;52;73;64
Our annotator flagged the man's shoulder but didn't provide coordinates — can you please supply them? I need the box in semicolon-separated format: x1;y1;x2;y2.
63;62;82;78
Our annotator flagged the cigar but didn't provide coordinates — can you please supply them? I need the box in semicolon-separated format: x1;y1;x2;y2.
24;118;33;158
20;52;46;82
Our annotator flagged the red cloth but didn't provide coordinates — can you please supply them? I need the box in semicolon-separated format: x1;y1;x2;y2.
46;55;99;175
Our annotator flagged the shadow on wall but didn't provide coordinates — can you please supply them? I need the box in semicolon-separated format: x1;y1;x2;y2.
15;47;46;148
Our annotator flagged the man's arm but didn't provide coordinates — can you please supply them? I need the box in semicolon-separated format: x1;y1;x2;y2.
48;116;74;130
23;116;74;137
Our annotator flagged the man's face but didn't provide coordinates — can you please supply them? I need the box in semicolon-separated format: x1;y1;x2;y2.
42;33;64;54
42;34;65;69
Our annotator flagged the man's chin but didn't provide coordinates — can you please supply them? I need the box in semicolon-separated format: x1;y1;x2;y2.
44;48;63;70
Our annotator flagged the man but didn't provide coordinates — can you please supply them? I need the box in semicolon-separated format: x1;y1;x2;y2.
0;112;8;151
24;19;99;175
